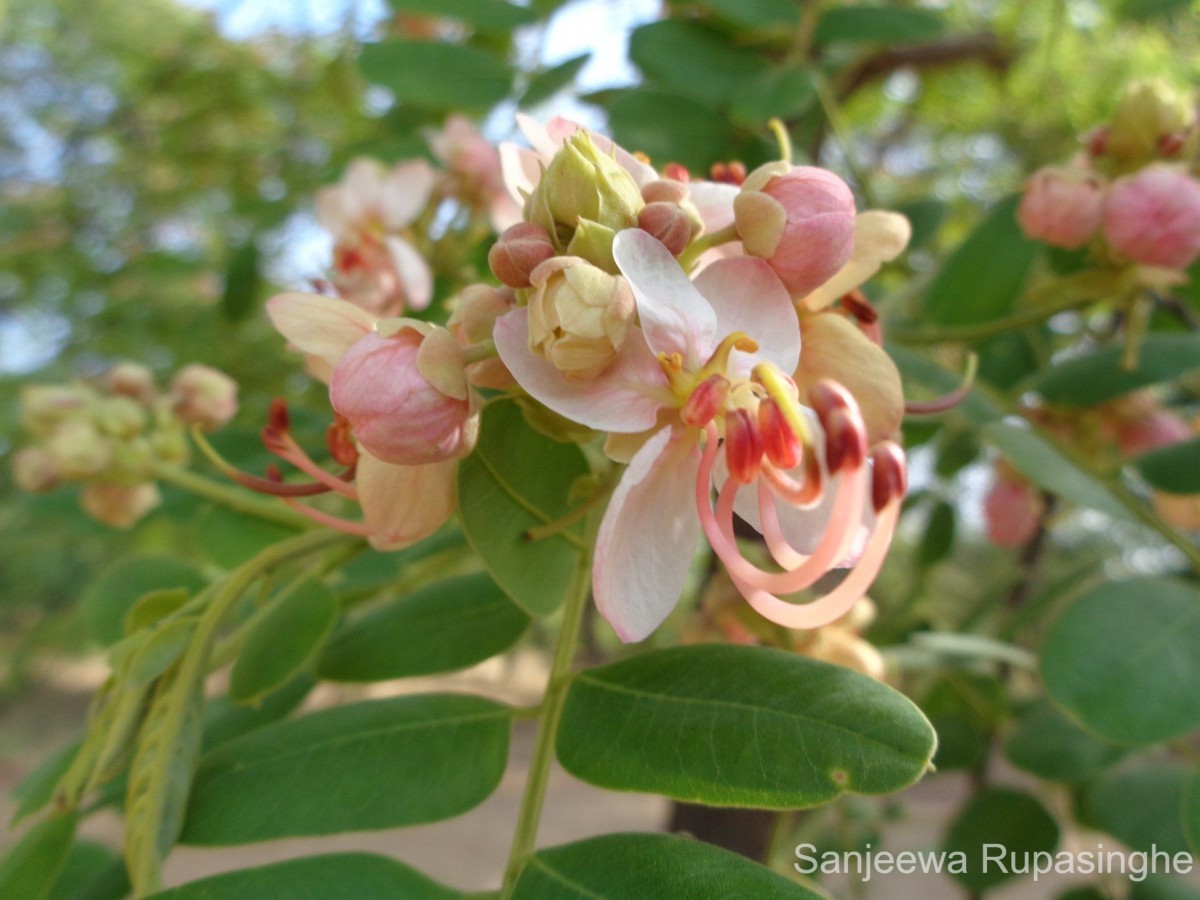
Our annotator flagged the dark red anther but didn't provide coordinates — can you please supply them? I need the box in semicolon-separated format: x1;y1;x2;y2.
840;289;879;325
806;380;852;425
326;414;359;467
709;160;747;186
870;443;908;513
758;399;803;470
266;398;290;436
1086;127;1109;158
1160;132;1186;157
823;408;866;475
663;162;691;183
724;408;764;484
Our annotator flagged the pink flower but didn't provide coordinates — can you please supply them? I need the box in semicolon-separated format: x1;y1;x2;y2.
266;292;465;549
983;476;1044;548
330;322;478;466
316;158;436;316
1103;165;1200;269
1017;166;1105;250
495;229;906;642
734;162;856;296
428;114;516;229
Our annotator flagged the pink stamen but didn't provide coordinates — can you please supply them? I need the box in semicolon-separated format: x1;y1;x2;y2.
281;497;373;536
756;477;809;569
264;430;359;500
761;458;823;507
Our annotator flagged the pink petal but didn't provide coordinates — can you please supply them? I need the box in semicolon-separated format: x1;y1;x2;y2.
357;452;457;550
800;211;911;311
694;257;800;374
385;237;433;311
380;159;437;229
612;228;717;366
266;292;376;369
594;427;702;642
342;159;388;224
493;308;667;433
517;113;563;159
687;180;739;234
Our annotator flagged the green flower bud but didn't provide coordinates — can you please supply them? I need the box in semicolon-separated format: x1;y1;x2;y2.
527;132;644;247
1108;80;1193;166
565;218;619;273
95;396;147;439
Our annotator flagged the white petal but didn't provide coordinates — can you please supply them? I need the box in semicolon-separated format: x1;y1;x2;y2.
380;159;437;229
499;142;541;209
493;308;667;433
613;228;717;367
594;427;702;642
266;292;376;369
385;237;433;311
694;257;800;374
687;180;739;234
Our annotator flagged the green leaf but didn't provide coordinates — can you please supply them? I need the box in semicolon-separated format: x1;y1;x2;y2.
121;618;198;687
1025;334;1200;407
124;589;190;635
1135;436;1200;494
982;422;1130;520
1080;761;1192;854
182;694;511;843
924;195;1038;326
219;241;261;322
82;556;208;646
358;41;513;111
1041;578;1200;746
895;199;946;249
512;832;822;898
229;578;338;704
457;400;588;617
197;506;296;569
1004;699;1126;783
700;0;799;29
521;54;589;108
916;500;955;569
11;742;80;823
0;811;79;900
556;646;936;808
943;788;1059;891
389;0;537;31
49;840;131;900
201;675;314;754
1184;768;1200;855
146;853;460;899
629;21;770;109
1116;0;1194;21
318;572;529;681
607;90;736;173
814;6;946;45
731;67;815;127
1132;877;1200;900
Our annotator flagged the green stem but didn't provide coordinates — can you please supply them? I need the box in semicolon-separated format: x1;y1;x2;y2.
154;464;312;530
888;292;1095;346
500;508;602;897
809;68;877;207
679;223;739;271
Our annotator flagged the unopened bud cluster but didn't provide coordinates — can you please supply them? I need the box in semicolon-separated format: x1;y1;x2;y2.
1018;79;1200;274
12;362;237;528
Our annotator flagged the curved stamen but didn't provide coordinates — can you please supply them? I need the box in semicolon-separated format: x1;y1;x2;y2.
281;497;373;535
731;500;901;629
264;429;359;500
905;353;978;416
761;457;823;507
757;477;809;569
696;422;867;595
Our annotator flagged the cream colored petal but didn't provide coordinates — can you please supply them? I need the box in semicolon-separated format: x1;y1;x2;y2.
358;452;457;550
800;211;911;311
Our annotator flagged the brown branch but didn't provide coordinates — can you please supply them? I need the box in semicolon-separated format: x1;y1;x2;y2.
837;33;1015;100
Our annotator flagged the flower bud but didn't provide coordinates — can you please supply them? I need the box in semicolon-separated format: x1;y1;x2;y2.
488;223;556;288
638;202;695;256
1154;492;1200;531
105;362;157;404
1103;165;1200;270
565;218;619;273
1117;409;1190;457
1017;166;1104;249
330;321;477;465
983;478;1043;548
20;384;92;437
110;437;159;480
449;284;517;390
527;257;635;381
81;482;161;529
12;447;61;494
47;420;111;479
95;396;147;439
1107;79;1193;165
171;364;238;431
734;162;856;297
527;131;644;243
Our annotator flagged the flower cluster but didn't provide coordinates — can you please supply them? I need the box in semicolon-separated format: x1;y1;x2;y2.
1018;80;1200;279
265;117;915;641
12;362;237;528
